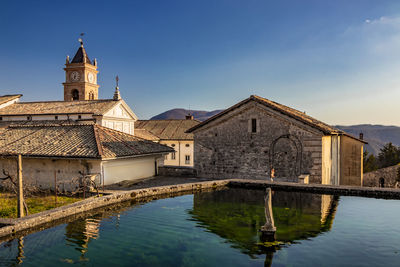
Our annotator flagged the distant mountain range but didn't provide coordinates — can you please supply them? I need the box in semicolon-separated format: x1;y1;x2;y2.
150;108;224;121
335;125;400;155
151;109;400;155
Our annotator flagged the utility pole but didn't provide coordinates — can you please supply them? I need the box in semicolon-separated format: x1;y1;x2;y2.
17;154;24;218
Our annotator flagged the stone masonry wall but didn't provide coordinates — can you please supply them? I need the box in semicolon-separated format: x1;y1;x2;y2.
193;103;324;183
0;158;100;191
158;166;197;177
363;165;400;188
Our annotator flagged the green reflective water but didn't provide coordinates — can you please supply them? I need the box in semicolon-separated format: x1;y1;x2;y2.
0;188;399;266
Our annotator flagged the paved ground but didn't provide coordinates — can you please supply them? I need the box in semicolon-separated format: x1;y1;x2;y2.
104;176;213;191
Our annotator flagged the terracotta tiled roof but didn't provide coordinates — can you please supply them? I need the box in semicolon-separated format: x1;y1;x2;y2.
134;128;160;141
0;124;173;159
187;95;366;143
0;94;22;106
135;119;200;140
0;99;119;116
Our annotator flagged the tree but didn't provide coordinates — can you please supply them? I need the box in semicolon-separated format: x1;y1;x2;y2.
378;142;400;168
363;150;379;173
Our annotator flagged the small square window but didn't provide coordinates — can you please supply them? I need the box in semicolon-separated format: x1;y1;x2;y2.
0;117;2;121
55;116;58;120
78;115;82;119
185;144;190;147
27;116;32;121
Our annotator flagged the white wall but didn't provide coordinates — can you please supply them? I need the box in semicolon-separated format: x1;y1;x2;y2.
102;156;158;185
0;98;20;109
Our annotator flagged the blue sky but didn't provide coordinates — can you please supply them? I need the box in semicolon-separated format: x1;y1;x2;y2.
1;0;400;125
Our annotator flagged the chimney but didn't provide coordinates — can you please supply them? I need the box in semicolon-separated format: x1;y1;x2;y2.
359;133;364;140
185;114;194;120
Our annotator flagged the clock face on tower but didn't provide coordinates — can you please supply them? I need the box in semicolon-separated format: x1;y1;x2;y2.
88;72;94;83
70;71;80;82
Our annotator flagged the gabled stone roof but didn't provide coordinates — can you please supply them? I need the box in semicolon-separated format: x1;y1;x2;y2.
0;124;173;159
187;95;366;143
71;45;92;64
0;94;22;106
0;99;120;116
135;119;200;140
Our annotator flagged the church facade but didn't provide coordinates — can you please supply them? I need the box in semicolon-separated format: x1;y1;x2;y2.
0;41;173;189
187;95;366;186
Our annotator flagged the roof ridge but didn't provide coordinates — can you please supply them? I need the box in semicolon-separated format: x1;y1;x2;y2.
187;95;340;134
0;94;22;97
13;99;116;104
250;95;341;133
93;125;104;158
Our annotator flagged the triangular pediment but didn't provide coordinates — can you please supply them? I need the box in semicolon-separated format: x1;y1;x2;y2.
103;100;138;120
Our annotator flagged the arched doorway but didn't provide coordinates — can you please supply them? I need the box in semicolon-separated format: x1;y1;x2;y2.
72;89;79;101
270;134;302;180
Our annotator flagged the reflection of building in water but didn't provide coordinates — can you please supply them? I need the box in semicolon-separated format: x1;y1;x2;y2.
321;194;338;225
65;217;101;260
189;188;338;264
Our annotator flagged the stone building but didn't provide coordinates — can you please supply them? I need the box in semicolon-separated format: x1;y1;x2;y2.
187;95;366;185
363;164;400;188
63;39;99;101
135;117;200;167
0;124;173;190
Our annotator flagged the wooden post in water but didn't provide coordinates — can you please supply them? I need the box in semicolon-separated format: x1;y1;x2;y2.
17;154;24;218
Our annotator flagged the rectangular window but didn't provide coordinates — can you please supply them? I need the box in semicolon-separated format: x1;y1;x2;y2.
251;118;257;133
164;154;168;160
185;155;190;165
55;116;58;120
171;152;176;160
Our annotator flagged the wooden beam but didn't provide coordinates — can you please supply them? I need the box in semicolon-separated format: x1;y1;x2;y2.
17;154;24;218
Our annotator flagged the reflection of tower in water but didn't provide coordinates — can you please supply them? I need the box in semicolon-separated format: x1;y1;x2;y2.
65;217;101;261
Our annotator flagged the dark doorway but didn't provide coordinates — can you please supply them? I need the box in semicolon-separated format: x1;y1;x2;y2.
270;135;302;180
379;177;385;188
72;89;79;101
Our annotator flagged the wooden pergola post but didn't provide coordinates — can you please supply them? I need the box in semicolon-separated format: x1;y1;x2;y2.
17;154;24;218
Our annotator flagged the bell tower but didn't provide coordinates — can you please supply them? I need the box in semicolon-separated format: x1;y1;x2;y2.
63;39;99;101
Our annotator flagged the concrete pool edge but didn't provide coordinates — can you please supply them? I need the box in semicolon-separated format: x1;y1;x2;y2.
0;179;231;240
1;178;400;240
228;179;400;199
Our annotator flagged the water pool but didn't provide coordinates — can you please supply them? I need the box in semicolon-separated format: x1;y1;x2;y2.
1;188;399;266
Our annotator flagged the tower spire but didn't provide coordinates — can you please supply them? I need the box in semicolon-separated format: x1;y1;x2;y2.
113;75;121;100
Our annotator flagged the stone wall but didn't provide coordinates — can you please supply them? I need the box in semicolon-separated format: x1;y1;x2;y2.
363;165;400;188
0;157;100;191
193;102;324;183
158;166;197;177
